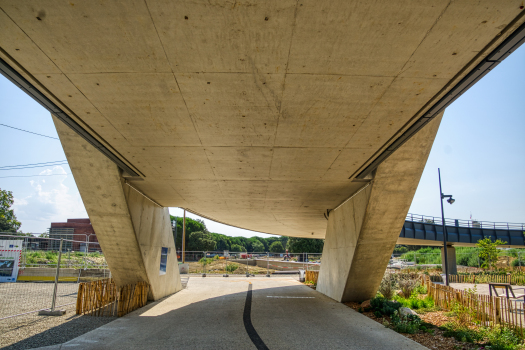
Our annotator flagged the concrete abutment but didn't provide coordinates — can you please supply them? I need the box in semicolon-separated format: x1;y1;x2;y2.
317;113;444;302
53;116;182;300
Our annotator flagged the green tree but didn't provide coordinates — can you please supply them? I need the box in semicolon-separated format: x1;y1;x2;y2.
286;237;324;253
0;188;21;233
230;244;245;252
209;232;231;251
269;241;284;253
476;237;507;270
187;231;217;251
251;240;265;252
170;216;207;250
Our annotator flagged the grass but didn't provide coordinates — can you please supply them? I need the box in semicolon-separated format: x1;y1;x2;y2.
22;250;106;268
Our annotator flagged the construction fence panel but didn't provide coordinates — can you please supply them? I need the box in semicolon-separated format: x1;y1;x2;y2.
0;234;109;330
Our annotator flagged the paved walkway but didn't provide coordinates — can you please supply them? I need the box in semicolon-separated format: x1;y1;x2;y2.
33;277;426;349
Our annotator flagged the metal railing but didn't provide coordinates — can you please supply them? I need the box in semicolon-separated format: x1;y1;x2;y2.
406;213;525;230
177;251;322;276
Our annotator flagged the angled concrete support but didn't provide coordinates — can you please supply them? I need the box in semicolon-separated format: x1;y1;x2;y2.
317;113;443;302
53;116;182;300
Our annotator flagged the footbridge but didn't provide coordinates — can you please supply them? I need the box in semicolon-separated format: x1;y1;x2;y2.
398;214;525;248
1;1;524;304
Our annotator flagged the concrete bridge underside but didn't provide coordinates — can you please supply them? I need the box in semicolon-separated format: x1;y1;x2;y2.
1;1;524;301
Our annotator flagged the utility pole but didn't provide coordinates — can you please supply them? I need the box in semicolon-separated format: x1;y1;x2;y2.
182;210;186;264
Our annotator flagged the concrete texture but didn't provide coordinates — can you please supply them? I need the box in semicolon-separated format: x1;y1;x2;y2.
54;117;181;300
441;246;458;275
31;277;427;350
1;1;524;237
318;115;442;302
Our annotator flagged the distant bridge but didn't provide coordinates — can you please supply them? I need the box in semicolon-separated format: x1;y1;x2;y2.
398;214;525;248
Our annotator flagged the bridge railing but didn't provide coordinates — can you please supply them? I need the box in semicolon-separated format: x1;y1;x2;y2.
406;213;525;231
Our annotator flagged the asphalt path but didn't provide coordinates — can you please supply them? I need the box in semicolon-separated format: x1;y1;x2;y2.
33;277;426;350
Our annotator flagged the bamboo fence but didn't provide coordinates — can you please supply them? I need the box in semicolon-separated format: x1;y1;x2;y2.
76;278;149;317
423;275;524;334
306;270;319;284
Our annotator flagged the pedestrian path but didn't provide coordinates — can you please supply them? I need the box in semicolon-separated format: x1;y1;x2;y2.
33;277;426;349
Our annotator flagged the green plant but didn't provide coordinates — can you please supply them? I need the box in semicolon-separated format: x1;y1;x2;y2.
440;323;480;343
398;273;419;298
199;257;213;265
378;272;397;300
482;325;524;350
390;311;421;334
413;283;427;295
370;296;402;316
225;263;238;273
477;237;507;270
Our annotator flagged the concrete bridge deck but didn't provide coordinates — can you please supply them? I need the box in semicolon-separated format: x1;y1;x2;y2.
33;277;425;350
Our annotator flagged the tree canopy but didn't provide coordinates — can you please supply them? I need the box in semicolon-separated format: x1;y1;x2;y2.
476;237;507;270
0;188;21;233
287;237;324;253
169;215;323;254
269;241;284;253
187;231;217;252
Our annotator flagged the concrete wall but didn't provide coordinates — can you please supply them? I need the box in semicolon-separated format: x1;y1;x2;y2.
317;113;443;302
53;116;182;300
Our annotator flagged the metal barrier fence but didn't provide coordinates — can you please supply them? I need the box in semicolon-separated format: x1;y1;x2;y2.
406;213;525;230
0;234;109;326
177;251;322;276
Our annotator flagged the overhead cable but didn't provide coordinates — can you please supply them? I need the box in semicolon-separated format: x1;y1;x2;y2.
0;123;59;140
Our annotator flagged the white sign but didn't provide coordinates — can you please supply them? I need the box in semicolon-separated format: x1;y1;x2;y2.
0;240;23;282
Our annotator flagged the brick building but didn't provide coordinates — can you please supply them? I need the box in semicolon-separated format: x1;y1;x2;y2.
49;219;100;252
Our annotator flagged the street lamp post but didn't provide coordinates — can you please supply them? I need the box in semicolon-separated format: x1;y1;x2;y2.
439;168;455;286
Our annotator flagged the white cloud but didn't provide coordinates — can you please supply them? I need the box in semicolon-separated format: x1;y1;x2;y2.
13;166;87;233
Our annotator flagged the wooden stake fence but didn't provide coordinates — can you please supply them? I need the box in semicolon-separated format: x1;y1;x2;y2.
423;275;524;334
76;278;149;317
447;274;525;286
306;270;319;284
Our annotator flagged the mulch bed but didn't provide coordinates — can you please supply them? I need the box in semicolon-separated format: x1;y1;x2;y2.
344;302;482;350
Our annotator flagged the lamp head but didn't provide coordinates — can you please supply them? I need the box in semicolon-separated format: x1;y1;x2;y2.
447;197;455;205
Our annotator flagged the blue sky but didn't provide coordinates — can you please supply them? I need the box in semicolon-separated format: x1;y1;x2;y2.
0;44;523;237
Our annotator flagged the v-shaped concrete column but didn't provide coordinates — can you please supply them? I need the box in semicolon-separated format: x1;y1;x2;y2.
53;116;182;300
317;113;443;302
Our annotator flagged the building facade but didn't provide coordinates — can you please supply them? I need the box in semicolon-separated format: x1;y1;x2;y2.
49;219;100;252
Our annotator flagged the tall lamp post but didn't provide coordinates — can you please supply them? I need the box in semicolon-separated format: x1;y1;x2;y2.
439;168;455;286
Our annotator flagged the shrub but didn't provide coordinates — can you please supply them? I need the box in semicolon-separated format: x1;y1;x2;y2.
391;311;421;334
199;257;213;265
378;272;397;300
398;274;419;298
512;259;525;267
225;263;238;273
370;296;402;316
483;325;524;350
441;323;480;343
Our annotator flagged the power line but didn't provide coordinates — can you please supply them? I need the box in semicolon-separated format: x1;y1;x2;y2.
0;162;68;171
0;123;59;140
0;160;67;168
0;173;69;179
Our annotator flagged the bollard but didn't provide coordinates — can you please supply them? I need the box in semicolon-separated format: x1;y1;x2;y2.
266;252;270;277
202;251;207;277
39;238;66;316
246;251;250;277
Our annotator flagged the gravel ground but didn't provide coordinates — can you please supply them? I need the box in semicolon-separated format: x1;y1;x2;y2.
0;278;190;349
0;282;116;350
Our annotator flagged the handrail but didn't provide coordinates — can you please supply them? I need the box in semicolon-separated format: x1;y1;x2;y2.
406;213;525;231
